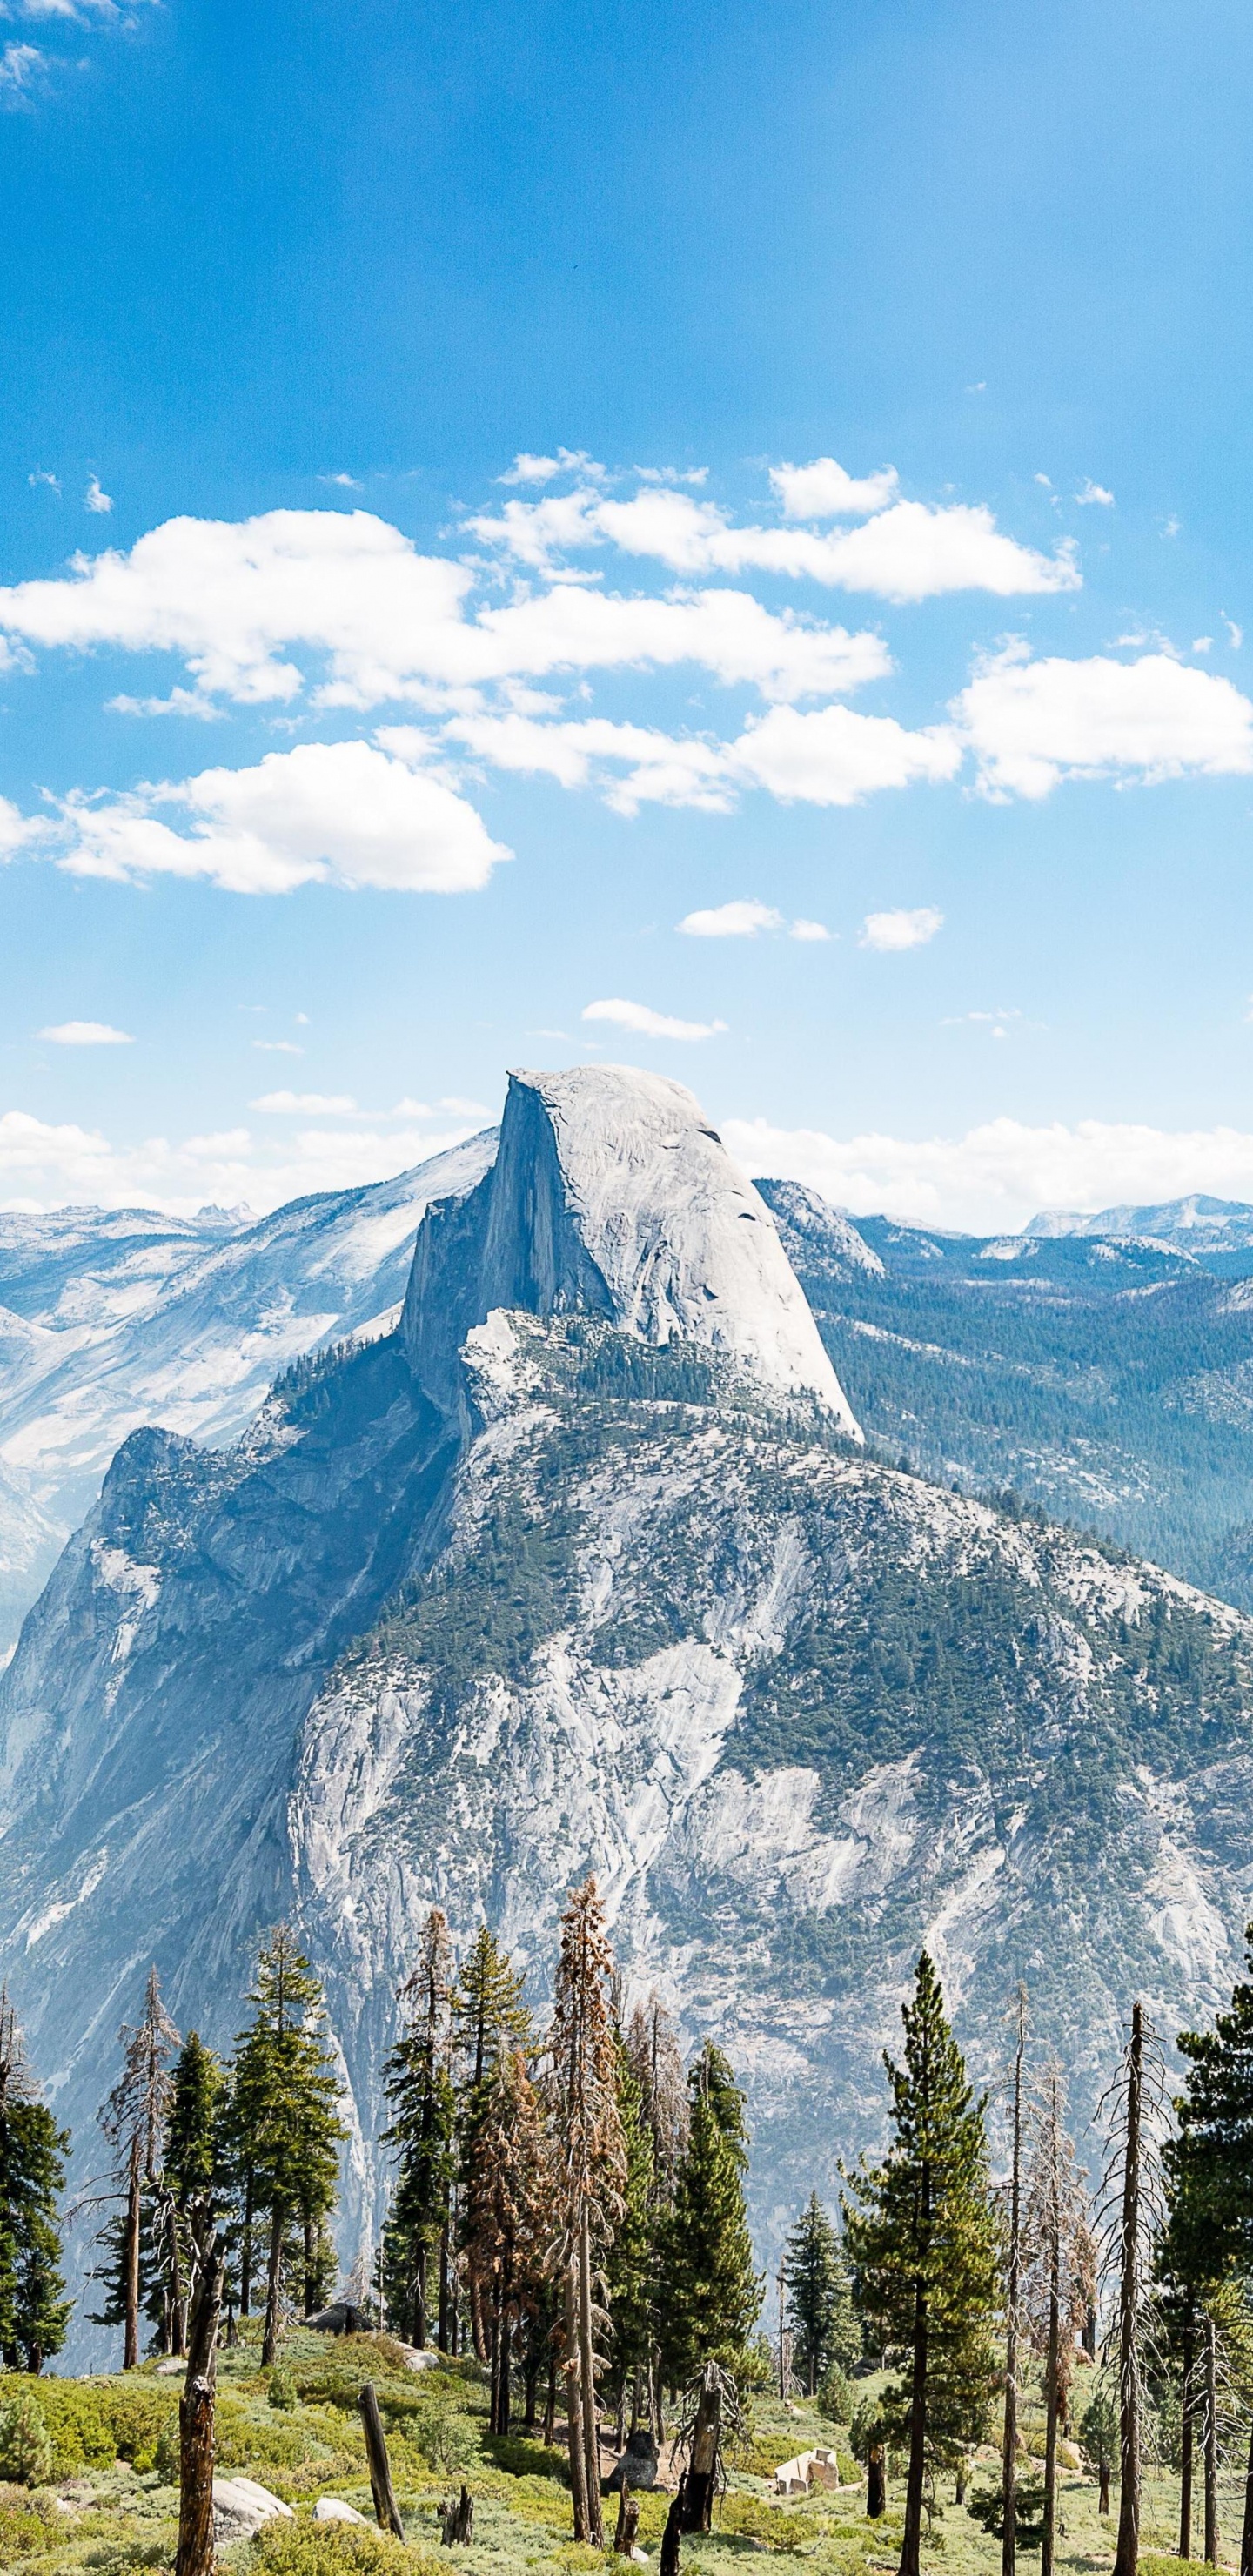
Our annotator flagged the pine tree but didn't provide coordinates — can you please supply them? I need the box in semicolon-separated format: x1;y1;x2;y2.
785;2195;856;2394
1169;1933;1253;2576
0;1993;71;2373
381;1909;457;2349
97;1967;180;2368
545;1875;626;2545
463;2047;549;2434
625;1989;687;2435
452;1922;533;2359
606;2038;657;2435
230;1925;346;2366
843;1953;1001;2576
658;2041;761;2390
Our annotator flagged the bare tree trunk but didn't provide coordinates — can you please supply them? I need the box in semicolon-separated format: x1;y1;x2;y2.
416;2244;428;2350
1042;2274;1061;2576
579;2213;604;2546
438;2220;451;2353
1204;2318;1219;2567
239;2170;254;2318
544;2344;557;2448
868;2445;886;2518
899;2277;928;2576
175;2238;222;2576
1002;1994;1027;2576
1240;2415;1253;2576
1180;2294;1195;2560
1112;2002;1144;2576
566;2260;591;2540
261;2204;284;2369
615;2486;640;2557
303;2212;318;2318
1100;2459;1110;2516
687;2365;721;2535
498;2312;513;2439
359;2382;405;2539
471;2273;486;2364
122;2137;143;2371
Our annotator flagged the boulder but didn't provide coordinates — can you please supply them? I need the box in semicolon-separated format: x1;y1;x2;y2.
314;2499;371;2526
212;2479;295;2542
306;2301;371;2335
604;2428;660;2492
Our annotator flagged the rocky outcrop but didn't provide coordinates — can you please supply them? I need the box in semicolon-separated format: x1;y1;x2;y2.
402;1067;861;1433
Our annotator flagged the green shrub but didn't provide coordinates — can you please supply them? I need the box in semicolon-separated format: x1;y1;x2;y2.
0;2401;51;2492
153;2421;181;2484
714;2496;811;2552
0;2483;58;2563
269;2366;298;2413
250;2525;446;2576
0;2378;115;2477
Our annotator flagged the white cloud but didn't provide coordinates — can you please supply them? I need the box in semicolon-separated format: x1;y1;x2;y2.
1;40;44;95
677;899;783;937
581;997;727;1042
321;473;360;489
26;466;58;490
48;738;511;896
0;796;52;856
84;474;111;513
1035;473;1052;490
252;1040;303;1055
0;1106;481;1218
1075;480;1115;507
730;704;962;805
955;645;1253;800
860;906;944;952
1225;615;1243;649
726;1113;1253;1237
499;449;602;486
439;712;737;815
251;1090;357;1113
38;1019;133;1044
790;918;831;942
0;506;890;711
473;484;1081;603
768;458;900;520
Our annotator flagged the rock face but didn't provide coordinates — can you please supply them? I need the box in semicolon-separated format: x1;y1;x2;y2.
0;1133;496;1655
403;1068;860;1434
3;1064;1253;2358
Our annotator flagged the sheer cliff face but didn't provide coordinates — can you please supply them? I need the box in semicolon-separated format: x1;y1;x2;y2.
3;1064;1252;2351
402;1067;861;1436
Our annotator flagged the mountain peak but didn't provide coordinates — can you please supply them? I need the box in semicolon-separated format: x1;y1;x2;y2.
402;1062;861;1432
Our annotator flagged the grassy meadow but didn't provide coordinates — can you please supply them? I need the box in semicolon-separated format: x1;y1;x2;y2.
0;2335;1235;2576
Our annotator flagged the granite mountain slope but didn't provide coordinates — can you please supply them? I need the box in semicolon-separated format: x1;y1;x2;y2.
0;1134;495;1656
3;1069;1252;2350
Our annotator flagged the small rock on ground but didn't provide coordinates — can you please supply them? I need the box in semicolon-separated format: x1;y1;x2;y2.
314;2499;371;2526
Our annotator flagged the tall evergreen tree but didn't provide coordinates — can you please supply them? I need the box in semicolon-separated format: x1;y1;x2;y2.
97;1966;180;2368
624;1989;687;2435
785;2195;856;2395
381;1909;456;2349
452;1923;533;2358
1170;1932;1253;2576
606;2038;657;2434
843;1953;1001;2576
0;1992;70;2374
230;1925;345;2365
658;2041;761;2389
545;1875;626;2546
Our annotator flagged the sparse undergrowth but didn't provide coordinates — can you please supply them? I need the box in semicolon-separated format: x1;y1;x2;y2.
0;2337;1239;2576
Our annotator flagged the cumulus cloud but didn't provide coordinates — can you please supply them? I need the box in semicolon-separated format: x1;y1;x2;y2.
47;738;511;895
677;899;783;936
472;484;1081;603
0;796;53;857
768;458;900;519
581;997;727;1042
791;919;831;942
860;906;944;952
731;705;962;805
0;1106;484;1218
38;1020;133;1044
954;644;1253;800
0;507;890;711
726;1114;1253;1238
1075;480;1115;507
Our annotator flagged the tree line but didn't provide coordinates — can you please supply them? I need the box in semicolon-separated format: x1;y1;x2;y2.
17;1902;1253;2576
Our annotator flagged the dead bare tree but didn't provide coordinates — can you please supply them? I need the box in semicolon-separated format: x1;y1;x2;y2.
100;1967;180;2370
1000;1987;1029;2576
175;2231;223;2576
1095;2002;1169;2576
1022;2058;1092;2576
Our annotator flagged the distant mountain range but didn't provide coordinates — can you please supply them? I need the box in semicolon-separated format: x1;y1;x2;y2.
4;1069;1251;2362
1024;1192;1253;1259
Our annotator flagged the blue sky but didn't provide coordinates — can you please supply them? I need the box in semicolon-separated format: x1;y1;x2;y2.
3;0;1253;1230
